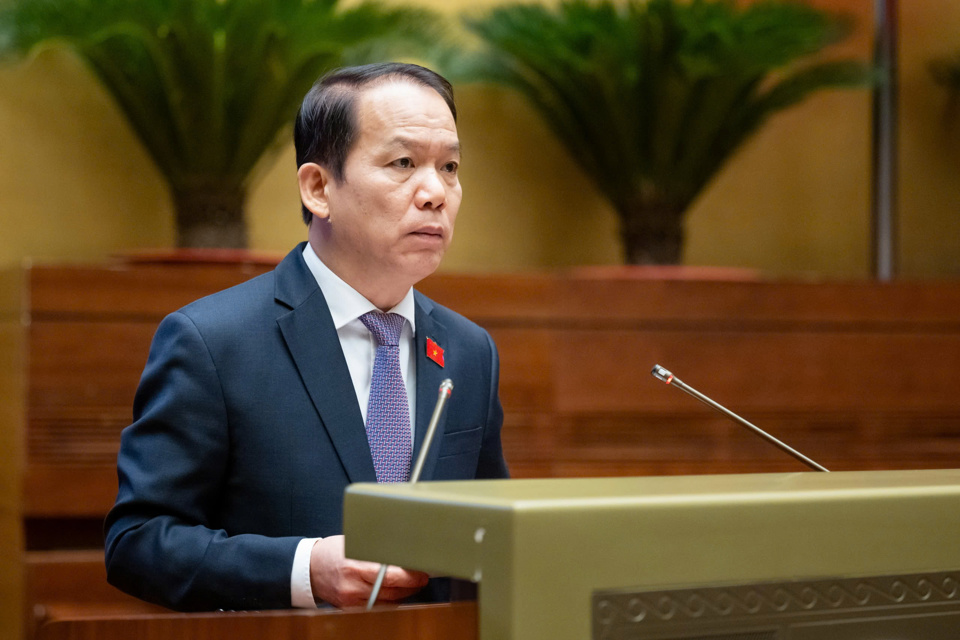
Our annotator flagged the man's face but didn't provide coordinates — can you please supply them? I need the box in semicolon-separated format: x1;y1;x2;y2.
314;79;461;304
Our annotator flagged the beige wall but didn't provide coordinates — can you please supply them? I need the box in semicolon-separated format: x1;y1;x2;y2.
1;0;957;278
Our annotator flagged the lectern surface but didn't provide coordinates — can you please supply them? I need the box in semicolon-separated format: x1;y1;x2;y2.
34;602;476;640
345;469;960;640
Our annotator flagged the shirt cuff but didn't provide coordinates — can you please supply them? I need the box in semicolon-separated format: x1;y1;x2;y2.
291;537;321;608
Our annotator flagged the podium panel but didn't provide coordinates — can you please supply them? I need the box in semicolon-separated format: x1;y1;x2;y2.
593;571;960;638
344;469;960;640
35;602;476;640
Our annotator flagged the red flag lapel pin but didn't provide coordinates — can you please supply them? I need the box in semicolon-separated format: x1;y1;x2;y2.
426;337;445;367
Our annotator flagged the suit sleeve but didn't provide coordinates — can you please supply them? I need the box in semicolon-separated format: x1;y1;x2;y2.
104;311;301;611
476;331;510;479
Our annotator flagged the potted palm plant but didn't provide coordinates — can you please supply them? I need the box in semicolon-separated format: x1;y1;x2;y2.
931;49;960;121
457;0;874;265
0;0;444;249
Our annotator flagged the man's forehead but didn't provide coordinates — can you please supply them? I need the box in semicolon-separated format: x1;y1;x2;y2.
355;80;455;124
381;134;461;154
355;75;449;104
351;80;458;152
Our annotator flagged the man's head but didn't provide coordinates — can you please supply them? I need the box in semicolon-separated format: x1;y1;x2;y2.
295;63;462;309
294;63;458;224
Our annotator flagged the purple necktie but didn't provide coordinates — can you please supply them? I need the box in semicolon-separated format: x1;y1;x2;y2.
359;311;412;483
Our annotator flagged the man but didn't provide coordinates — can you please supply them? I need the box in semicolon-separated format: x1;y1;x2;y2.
104;63;509;611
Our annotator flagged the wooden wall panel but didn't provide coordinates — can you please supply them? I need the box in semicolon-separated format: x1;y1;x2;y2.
27;261;275;317
8;262;960;634
554;277;960;324
0;269;25;640
10;264;960;521
551;330;960;413
24;550;166;640
18;263;274;519
26;321;154;514
424;276;960;479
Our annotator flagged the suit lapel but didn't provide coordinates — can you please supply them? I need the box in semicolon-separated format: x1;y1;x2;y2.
275;245;376;484
413;293;449;481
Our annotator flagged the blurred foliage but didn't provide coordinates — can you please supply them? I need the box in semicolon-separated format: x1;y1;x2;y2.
0;0;446;247
930;51;960;91
930;50;960;125
456;0;874;264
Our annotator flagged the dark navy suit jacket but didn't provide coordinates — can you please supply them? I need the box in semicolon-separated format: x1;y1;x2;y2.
104;243;509;610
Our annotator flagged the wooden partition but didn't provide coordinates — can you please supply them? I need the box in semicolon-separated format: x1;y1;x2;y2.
12;262;960;523
10;260;277;637
17;260;276;520
34;602;476;640
7;260;960;634
1;269;25;640
24;550;166;640
421;272;960;477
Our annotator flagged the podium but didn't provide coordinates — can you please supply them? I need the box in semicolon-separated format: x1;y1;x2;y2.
33;602;476;640
345;469;960;640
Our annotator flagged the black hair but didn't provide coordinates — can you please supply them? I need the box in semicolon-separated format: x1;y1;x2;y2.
293;62;457;224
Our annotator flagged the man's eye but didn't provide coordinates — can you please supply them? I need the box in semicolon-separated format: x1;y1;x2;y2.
442;161;459;174
393;158;413;169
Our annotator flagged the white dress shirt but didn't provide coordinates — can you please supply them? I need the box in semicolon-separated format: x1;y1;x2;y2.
290;242;417;607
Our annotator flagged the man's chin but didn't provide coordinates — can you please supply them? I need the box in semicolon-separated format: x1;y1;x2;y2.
401;252;446;285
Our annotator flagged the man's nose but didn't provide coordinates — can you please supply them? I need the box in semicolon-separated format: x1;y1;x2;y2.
414;169;446;210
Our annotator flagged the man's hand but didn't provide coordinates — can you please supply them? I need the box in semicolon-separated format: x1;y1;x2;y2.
309;535;430;607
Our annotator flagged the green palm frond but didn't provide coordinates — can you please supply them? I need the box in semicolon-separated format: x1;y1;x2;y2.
0;0;447;246
456;0;874;263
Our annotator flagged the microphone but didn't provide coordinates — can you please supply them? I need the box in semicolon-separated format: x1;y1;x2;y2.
651;365;829;473
367;378;455;610
410;379;455;483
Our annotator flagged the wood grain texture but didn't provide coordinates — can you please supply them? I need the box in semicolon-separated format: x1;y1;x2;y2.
12;264;960;514
27;260;276;318
34;602;477;640
0;268;25;640
25;550;167;639
25;550;159;606
9;262;960;634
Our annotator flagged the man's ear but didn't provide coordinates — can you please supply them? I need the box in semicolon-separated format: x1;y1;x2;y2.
297;162;331;222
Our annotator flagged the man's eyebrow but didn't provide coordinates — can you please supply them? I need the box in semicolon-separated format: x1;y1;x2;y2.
384;136;461;155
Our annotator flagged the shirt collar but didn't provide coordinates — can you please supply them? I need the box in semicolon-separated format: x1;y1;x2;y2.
302;242;416;333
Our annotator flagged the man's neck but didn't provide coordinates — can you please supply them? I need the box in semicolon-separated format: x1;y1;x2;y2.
306;239;411;311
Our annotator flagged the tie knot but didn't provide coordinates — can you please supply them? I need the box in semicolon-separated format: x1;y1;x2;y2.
360;311;404;347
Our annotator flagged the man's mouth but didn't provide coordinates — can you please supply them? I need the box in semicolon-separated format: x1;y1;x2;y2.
411;225;444;238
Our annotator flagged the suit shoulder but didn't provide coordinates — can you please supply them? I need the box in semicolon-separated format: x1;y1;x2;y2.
174;270;279;328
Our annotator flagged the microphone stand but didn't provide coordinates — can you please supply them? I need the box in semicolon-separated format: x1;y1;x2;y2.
651;365;829;473
366;379;455;610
